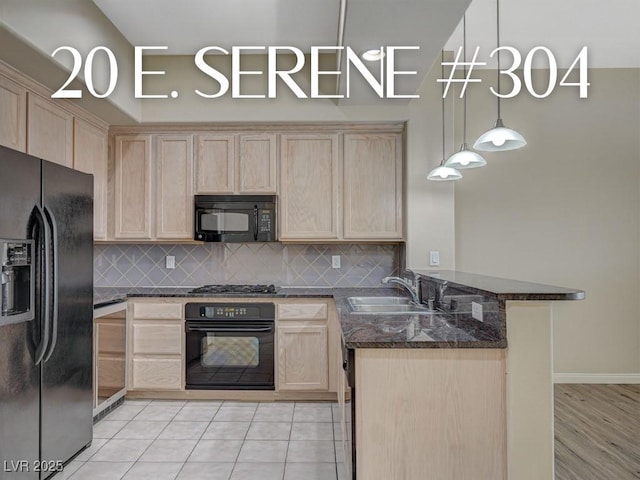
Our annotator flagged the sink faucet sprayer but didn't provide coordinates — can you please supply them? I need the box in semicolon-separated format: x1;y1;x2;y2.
381;276;420;304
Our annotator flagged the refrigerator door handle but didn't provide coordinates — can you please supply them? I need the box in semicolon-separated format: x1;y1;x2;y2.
30;204;51;366
42;206;59;363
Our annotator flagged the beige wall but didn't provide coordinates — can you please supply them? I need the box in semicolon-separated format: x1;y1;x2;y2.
0;0;140;122
455;68;640;374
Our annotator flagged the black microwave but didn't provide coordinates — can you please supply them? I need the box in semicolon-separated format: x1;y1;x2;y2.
194;195;277;242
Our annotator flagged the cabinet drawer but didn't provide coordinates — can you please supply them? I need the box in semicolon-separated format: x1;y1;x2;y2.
278;303;328;321
132;323;182;355
133;303;183;320
132;358;182;390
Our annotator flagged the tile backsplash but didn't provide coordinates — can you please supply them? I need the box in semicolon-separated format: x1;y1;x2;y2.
94;243;401;288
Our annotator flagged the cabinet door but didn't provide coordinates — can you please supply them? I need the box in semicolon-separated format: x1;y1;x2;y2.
238;134;277;193
279;134;339;240
156;135;193;239
73;118;108;240
277;324;329;391
194;134;235;193
27;94;73;167
0;75;26;151
343;133;403;239
114;135;153;239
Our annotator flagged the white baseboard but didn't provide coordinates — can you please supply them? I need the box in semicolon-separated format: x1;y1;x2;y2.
554;373;640;384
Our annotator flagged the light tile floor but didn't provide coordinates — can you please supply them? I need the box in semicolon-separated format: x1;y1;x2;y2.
59;400;344;480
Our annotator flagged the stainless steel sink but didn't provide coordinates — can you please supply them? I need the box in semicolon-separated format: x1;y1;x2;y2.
348;296;413;305
346;297;436;315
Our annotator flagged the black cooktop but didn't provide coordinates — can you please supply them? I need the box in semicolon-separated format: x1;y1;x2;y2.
189;284;278;294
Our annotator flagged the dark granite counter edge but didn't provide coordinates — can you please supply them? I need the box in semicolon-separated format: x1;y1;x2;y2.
413;270;585;301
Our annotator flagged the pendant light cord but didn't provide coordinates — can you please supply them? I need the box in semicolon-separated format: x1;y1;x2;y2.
462;14;467;143
441;49;445;163
496;0;501;119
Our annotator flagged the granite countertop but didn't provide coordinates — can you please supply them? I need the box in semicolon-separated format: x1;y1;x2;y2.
413;270;585;301
330;288;505;349
94;286;334;308
94;285;505;349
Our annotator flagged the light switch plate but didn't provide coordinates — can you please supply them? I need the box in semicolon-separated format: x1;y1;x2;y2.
165;255;176;269
331;255;341;269
429;251;440;266
472;301;483;322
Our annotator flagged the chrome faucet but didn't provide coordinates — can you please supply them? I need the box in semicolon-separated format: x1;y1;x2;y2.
381;276;420;303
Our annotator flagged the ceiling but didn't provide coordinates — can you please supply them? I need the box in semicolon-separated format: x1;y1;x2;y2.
90;0;640;102
91;0;472;102
444;0;640;69
92;0;342;54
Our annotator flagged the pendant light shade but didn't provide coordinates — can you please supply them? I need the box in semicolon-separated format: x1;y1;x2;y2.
444;15;487;169
473;118;527;151
474;0;526;152
428;50;462;182
428;164;463;181
445;143;487;168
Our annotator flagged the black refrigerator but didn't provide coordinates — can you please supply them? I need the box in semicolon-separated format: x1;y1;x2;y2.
0;145;93;479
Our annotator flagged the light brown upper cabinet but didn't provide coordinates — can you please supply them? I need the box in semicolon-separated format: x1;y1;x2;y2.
113;135;153;239
279;134;340;240
156;135;193;240
73;118;108;240
112;134;194;241
27;94;73;167
0;74;27;152
238;134;277;193
194;134;235;194
195;133;277;194
343;133;403;240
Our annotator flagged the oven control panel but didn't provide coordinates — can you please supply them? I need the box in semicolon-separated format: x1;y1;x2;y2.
185;302;275;321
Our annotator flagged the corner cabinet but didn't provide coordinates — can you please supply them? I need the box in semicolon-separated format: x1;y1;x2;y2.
279;134;340;240
27;93;73;167
0;74;27;152
73;118;108;240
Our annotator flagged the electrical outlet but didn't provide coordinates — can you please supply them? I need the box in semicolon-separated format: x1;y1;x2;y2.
165;255;176;269
429;251;440;266
472;301;483;322
331;255;341;269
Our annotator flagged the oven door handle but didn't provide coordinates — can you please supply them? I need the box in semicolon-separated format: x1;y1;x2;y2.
186;324;274;333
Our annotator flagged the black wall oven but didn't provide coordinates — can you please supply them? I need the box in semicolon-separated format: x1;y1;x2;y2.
185;302;275;390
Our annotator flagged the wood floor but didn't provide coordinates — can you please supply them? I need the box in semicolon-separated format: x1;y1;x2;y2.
554;384;640;480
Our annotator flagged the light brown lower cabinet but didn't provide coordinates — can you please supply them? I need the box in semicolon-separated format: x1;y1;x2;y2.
129;302;184;391
276;302;330;391
350;348;507;480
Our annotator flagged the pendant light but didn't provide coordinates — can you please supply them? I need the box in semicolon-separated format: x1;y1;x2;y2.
445;15;487;169
428;51;462;181
473;0;526;152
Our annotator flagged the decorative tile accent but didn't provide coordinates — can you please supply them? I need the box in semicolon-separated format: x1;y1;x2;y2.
94;243;400;288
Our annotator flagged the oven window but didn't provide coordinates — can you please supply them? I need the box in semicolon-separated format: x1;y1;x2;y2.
201;336;259;367
200;211;249;233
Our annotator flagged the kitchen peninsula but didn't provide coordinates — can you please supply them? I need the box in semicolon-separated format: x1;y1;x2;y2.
94;270;583;480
